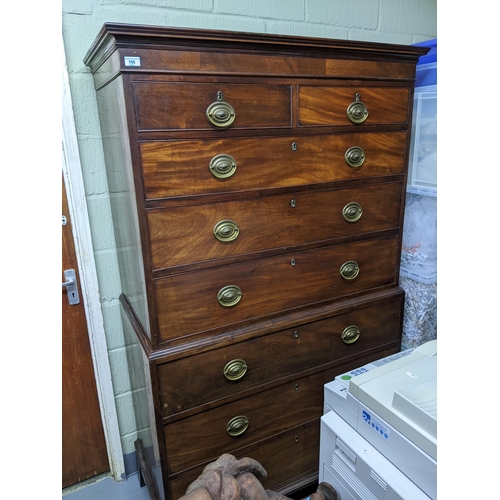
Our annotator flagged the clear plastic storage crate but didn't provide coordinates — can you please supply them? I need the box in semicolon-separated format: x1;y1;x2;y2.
401;40;437;351
407;40;437;196
407;82;437;196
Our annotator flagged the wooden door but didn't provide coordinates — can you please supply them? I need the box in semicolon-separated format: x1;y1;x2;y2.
62;175;109;488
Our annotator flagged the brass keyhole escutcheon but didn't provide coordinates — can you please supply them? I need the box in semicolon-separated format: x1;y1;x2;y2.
226;416;249;437
345;146;365;168
213;220;240;242
347;92;368;124
341;325;361;344
223;359;248;381
340;260;359;280
217;285;242;307
342;202;363;223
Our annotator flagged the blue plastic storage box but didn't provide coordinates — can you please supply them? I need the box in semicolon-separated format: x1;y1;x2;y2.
413;39;436;87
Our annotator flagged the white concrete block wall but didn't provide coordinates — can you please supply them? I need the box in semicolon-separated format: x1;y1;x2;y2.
62;0;437;473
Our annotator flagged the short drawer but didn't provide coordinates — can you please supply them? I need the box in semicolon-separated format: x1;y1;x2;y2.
154;234;399;342
169;419;321;500
157;290;403;417
163;368;335;474
133;82;292;131
140;131;407;199
148;181;402;270
298;86;410;126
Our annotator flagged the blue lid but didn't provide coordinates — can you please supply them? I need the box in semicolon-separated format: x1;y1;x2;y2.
413;39;437;65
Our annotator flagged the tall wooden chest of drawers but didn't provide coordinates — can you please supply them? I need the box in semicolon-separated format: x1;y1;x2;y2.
84;24;428;500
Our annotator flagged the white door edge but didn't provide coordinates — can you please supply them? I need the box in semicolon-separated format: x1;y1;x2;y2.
62;37;125;482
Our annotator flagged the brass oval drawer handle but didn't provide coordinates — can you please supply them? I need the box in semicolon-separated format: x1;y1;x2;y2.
223;359;248;381
342;325;361;344
346;92;368;124
344;146;365;168
217;285;242;307
209;154;237;179
340;260;359;280
226;415;249;437
214;220;240;242
342;202;363;223
206;100;236;128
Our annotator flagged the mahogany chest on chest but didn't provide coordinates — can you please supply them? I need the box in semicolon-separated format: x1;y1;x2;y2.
84;24;428;500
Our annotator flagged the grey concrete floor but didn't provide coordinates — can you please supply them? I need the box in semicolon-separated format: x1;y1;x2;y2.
63;473;151;500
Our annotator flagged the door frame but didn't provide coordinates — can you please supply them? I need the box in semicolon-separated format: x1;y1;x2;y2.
62;38;125;482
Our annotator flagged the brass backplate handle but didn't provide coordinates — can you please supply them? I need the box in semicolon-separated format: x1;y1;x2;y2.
206;100;236;128
226;415;249;437
342;202;363;223
223;359;248;381
214;220;240;242
209;154;237;179
346;93;368;124
340;260;359;280
217;285;242;307
344;146;365;168
342;325;361;344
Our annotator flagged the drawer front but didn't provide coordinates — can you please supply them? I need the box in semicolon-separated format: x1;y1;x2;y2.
155;234;399;342
148;181;402;270
298;86;410;126
169;419;320;500
134;83;292;131
140;132;406;199
163;368;335;474
157;291;403;417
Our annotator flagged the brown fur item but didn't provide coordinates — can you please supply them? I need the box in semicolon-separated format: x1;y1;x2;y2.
179;454;337;500
238;472;269;500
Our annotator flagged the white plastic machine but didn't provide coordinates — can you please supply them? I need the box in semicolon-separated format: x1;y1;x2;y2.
320;341;437;500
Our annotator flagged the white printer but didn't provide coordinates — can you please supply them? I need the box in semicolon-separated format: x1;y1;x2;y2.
320;341;437;500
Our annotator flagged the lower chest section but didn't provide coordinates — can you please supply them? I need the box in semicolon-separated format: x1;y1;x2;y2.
154;289;404;497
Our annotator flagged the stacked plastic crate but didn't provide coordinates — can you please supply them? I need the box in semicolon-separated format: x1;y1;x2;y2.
401;39;437;350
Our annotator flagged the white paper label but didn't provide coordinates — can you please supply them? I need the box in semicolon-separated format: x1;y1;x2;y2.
124;56;141;67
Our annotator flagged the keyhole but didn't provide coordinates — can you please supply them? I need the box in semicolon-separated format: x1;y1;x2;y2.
291;142;297;151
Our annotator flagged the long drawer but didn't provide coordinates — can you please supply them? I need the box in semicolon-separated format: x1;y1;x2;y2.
163;368;335;474
148;181;402;270
169;419;321;500
154;234;399;342
140;131;407;200
157;290;403;418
